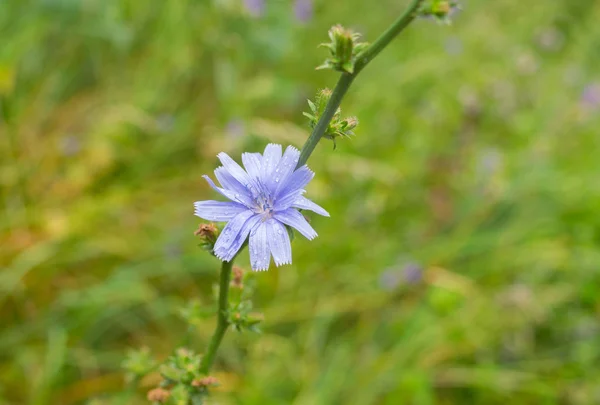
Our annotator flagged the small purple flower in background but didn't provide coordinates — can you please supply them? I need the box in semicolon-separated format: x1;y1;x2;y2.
59;135;80;156
226;118;246;139
379;262;423;291
293;0;313;23
194;144;329;271
536;27;564;52
581;83;600;110
244;0;265;17
403;263;423;284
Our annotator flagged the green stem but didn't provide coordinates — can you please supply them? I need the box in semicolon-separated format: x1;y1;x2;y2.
199;259;234;374
296;0;425;168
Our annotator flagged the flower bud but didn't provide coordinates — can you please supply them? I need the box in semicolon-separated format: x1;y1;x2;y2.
317;25;368;74
147;387;170;403
192;376;219;387
195;223;219;253
231;266;245;288
304;89;359;149
419;0;461;24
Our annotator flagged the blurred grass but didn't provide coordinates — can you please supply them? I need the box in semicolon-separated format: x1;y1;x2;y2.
2;0;600;404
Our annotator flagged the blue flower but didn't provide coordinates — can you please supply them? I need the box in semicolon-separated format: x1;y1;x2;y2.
293;0;313;23
243;0;265;17
194;144;329;271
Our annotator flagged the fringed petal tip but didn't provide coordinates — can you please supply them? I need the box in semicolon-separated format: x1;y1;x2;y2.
273;259;292;267
213;250;233;262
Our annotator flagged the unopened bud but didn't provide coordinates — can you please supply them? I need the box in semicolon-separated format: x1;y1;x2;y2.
434;1;451;14
317;25;368;74
420;0;461;23
343;116;359;131
231;266;244;288
331;26;354;69
147;388;170;403
192;376;219;387
195;223;219;253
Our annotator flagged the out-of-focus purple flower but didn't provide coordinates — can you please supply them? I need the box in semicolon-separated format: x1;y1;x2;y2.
244;0;265;17
402;263;423;284
226;119;246;139
478;147;503;177
60;135;80;156
194;144;329;271
536;27;564;52
379;263;423;291
581;83;600;109
293;0;313;23
379;269;402;291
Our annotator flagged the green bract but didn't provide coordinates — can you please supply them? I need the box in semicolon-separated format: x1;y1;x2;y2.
304;88;359;149
317;25;369;74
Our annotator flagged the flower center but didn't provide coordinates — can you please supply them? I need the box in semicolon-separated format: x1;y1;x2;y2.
254;194;275;220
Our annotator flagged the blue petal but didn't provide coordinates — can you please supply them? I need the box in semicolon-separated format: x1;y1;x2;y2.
241;152;265;196
292;196;330;217
217;152;253;188
249;222;270;271
275;165;314;206
270;146;301;194
213;211;261;261
193;200;247;221
261;144;282;182
274;189;305;211
283;166;314;193
214;167;255;200
202;175;254;208
273;208;317;240
242;152;262;180
266;219;292;266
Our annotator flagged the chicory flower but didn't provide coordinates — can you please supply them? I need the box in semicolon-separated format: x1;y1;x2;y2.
194;144;329;271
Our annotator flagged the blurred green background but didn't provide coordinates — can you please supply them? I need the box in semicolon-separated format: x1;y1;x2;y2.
2;0;600;403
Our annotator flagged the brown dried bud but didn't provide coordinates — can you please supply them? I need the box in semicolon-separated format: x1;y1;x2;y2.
192;376;219;387
195;223;218;240
195;224;219;254
231;266;244;288
147;387;170;403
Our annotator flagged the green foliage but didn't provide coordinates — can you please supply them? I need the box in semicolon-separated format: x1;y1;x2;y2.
123;347;158;384
2;0;600;404
227;269;263;333
304;88;358;149
317;25;369;73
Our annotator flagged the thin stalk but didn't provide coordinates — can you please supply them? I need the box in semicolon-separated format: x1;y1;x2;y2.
199;259;233;374
296;0;425;168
